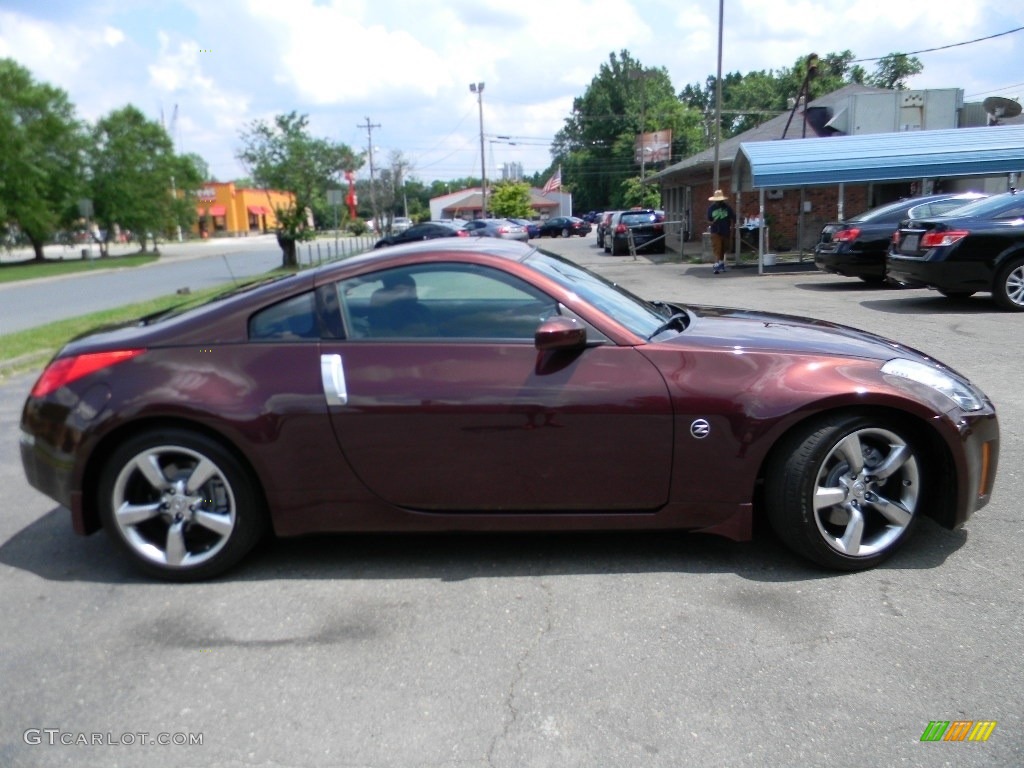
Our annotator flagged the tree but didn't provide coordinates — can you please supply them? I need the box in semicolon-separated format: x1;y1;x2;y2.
488;181;533;218
89;105;182;254
0;59;89;260
551;50;704;213
867;53;924;90
620;177;661;209
237;112;361;267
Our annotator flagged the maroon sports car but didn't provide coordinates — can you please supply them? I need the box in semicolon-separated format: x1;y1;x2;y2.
20;239;999;579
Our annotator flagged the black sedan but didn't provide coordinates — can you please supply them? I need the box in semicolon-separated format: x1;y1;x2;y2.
887;191;1024;310
19;239;999;579
814;192;985;283
537;216;592;238
374;221;468;248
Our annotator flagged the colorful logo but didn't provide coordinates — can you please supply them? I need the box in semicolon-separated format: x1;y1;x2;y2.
920;720;997;742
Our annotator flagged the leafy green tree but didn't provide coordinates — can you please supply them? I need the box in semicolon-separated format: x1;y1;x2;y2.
237;111;362;267
867;53;924;90
620;177;661;209
488;181;533;218
0;59;88;260
551;50;704;213
90;105;183;254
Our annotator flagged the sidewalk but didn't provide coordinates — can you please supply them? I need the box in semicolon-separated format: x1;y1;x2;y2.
652;237;818;276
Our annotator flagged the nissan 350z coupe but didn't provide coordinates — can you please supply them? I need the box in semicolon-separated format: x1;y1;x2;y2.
20;239;1000;580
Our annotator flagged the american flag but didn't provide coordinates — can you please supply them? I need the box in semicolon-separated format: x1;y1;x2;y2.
542;169;561;194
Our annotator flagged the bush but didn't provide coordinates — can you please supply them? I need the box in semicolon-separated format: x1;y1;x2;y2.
347;218;368;236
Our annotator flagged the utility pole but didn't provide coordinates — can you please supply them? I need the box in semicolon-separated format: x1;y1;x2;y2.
470;82;486;217
358;117;382;232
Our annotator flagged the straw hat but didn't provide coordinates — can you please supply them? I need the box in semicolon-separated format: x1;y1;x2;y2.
708;189;727;201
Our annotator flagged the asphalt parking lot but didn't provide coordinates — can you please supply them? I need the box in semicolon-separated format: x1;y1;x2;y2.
1;235;1021;767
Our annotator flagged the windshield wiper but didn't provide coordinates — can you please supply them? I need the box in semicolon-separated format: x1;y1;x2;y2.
648;312;688;339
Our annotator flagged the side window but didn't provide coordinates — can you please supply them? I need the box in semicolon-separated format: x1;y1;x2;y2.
335;263;561;341
249;291;319;341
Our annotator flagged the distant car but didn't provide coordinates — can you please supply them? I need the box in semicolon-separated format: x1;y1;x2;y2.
20;237;999;579
814;192;986;283
462;218;529;242
538;216;591;238
374;221;468;248
595;211;618;249
508;218;540;239
605;209;666;255
887;190;1024;310
392;217;414;233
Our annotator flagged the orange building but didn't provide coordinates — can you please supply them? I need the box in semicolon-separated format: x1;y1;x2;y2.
194;182;296;237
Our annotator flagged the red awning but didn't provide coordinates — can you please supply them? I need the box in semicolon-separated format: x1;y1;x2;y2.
247;205;270;215
197;205;226;216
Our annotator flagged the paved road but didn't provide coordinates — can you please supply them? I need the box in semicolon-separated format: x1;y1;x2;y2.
1;235;1021;767
0;235;364;335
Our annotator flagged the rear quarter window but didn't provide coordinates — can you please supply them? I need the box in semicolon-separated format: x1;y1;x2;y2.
249;291;319;341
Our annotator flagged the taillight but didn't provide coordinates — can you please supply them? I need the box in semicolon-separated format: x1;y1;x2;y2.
615;224;627;234
832;228;861;242
497;226;509;234
31;349;145;398
456;230;469;237
921;229;970;248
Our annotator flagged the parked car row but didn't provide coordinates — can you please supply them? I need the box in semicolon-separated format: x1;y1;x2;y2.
814;189;1024;311
375;217;591;249
814;192;986;283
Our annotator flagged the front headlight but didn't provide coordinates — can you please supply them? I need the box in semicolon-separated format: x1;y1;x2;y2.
881;358;986;412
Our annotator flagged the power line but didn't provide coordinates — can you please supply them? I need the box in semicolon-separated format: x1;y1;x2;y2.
851;25;1024;62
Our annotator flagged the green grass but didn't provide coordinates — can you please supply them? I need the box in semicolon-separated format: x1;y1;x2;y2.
0;271;292;378
0;252;159;283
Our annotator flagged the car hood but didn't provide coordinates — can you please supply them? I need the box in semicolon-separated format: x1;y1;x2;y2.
664;304;937;365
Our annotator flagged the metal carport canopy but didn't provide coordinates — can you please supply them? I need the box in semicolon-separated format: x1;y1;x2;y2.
733;123;1024;190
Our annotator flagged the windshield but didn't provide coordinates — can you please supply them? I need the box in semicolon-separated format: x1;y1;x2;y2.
525;249;669;338
851;198;924;223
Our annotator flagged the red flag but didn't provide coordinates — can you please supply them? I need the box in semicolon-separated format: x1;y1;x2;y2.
542;169;561;194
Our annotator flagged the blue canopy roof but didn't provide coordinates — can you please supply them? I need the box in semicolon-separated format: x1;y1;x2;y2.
734;124;1024;190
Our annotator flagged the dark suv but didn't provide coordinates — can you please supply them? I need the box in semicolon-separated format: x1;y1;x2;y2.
887;190;1024;310
604;209;665;255
814;192;985;283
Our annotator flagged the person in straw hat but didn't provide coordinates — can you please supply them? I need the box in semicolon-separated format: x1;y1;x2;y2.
707;189;736;274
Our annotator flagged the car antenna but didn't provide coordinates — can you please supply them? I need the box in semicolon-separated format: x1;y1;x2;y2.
221;253;240;286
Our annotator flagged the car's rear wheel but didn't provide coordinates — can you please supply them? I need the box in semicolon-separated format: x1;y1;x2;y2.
98;428;267;580
993;256;1024;311
765;414;924;571
561;227;570;238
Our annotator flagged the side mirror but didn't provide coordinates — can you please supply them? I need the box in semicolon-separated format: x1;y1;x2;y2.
535;316;587;351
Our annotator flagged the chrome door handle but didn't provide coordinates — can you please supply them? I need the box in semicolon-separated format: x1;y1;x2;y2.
320;353;348;406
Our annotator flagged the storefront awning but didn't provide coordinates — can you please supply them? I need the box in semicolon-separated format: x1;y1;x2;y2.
247;205;270;215
198;205;227;216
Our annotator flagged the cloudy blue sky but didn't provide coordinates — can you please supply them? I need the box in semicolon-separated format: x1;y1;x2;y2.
1;0;1021;184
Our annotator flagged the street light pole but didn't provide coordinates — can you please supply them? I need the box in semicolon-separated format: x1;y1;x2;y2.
470;82;486;217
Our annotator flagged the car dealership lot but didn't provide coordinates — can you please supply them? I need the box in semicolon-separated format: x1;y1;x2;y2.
1;237;1021;767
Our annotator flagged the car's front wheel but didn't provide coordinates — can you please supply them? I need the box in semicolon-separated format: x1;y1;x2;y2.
993;256;1024;311
98;428;268;580
765;414;924;570
561;227;570;238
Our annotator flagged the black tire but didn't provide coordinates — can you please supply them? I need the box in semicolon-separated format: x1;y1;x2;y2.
764;413;925;571
611;240;625;256
98;428;268;580
858;274;887;284
992;255;1024;311
561;228;570;238
937;289;976;299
